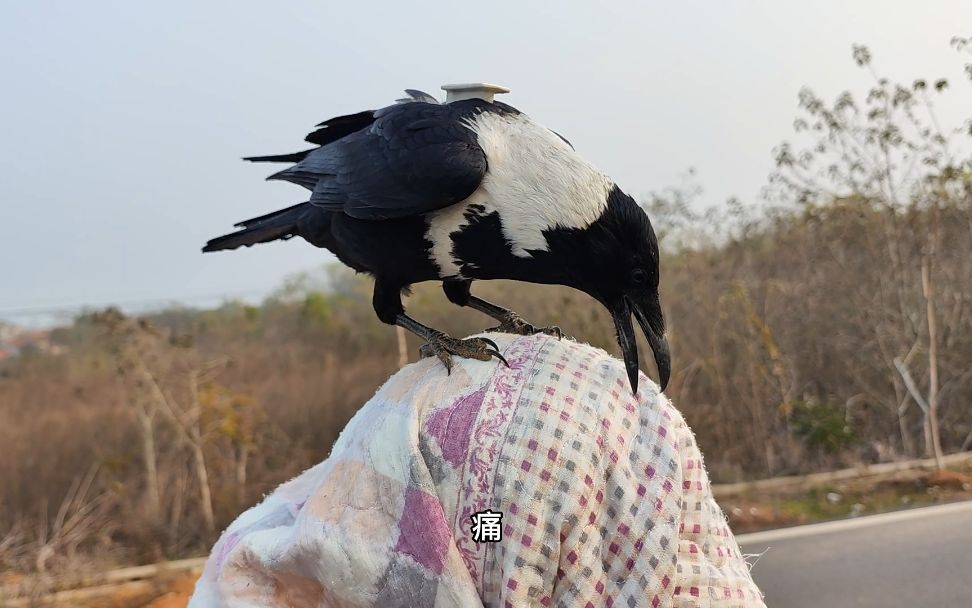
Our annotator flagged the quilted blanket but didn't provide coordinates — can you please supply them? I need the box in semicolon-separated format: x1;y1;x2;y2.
189;332;764;607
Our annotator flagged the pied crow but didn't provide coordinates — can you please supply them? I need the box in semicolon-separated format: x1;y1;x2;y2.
203;90;670;393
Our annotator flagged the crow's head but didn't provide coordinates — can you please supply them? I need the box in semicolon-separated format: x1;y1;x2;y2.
550;186;670;394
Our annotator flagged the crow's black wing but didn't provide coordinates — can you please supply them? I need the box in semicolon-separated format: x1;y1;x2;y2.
268;101;489;221
243;110;378;164
304;110;377;147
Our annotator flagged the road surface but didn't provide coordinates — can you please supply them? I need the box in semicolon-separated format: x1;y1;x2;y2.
736;501;972;607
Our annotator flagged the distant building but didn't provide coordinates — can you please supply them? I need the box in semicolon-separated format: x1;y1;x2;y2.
0;322;67;359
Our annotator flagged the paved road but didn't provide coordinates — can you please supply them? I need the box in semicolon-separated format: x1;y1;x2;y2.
736;501;972;607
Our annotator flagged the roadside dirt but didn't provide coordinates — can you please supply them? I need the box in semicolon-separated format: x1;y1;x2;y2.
722;468;972;533
140;573;199;608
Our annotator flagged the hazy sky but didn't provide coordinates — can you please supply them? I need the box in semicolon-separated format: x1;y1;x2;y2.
2;1;970;324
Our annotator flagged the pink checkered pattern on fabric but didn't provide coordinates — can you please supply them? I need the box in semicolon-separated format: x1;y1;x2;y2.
190;333;765;608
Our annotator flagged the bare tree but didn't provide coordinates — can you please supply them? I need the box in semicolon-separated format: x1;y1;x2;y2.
770;43;972;466
155;359;227;536
94;309;163;522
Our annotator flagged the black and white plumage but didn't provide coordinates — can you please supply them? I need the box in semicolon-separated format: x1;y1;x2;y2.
203;90;670;393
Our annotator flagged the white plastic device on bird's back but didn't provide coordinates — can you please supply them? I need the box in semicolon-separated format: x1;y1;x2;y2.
441;83;511;103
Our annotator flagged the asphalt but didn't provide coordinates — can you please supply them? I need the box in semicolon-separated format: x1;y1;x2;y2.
735;501;972;607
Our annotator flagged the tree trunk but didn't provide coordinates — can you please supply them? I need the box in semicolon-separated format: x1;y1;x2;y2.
137;406;161;522
921;256;945;470
893;357;936;463
191;441;216;535
156;367;219;537
186;370;217;535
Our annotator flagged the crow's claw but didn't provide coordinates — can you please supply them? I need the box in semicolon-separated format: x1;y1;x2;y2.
479;337;502;353
418;333;509;373
486;313;565;340
486;347;509;368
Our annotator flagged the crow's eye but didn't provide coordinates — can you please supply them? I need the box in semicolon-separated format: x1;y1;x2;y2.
631;268;648;285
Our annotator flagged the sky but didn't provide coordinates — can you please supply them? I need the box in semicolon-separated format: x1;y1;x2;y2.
2;0;970;325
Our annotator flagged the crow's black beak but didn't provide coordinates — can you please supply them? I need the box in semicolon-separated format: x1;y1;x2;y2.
609;295;671;395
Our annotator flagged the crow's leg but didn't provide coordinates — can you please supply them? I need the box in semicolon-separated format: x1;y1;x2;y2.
442;280;563;339
397;315;508;372
373;279;507;372
479;303;564;339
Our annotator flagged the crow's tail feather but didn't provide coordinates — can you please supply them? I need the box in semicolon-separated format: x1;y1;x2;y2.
242;149;315;163
202;202;311;252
